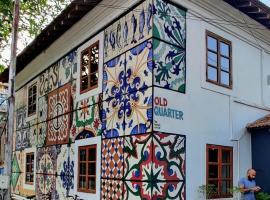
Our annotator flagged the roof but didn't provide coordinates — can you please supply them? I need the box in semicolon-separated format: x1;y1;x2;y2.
9;0;270;76
247;114;270;130
16;0;101;75
224;0;270;29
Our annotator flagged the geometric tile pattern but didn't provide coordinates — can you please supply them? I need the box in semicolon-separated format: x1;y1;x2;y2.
101;179;123;200
124;133;153;181
47;84;71;145
102;138;124;179
152;132;186;181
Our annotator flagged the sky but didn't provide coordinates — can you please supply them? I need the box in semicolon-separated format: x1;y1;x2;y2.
260;0;270;7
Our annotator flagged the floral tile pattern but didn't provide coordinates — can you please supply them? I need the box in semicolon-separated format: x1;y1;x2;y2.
58;51;77;87
101;179;124;200
36;146;57;175
124;133;152;181
125;88;153;135
152;181;185;200
123;181;152;200
16;107;29;131
37;122;46;147
73;93;101;111
29;124;37;147
104;0;153;62
56;144;74;179
34;58;60;97
15;128;30;151
48;63;59;94
102;95;125;138
153;0;186;48
126;40;153;94
153;39;186;92
152;132;186;181
101;138;124;179
103;54;126;101
56;175;74;200
84;103;102;136
38;95;48;123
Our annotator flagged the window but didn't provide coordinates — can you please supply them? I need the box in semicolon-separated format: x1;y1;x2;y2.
80;42;99;94
28;84;37;116
206;31;232;88
206;145;233;199
25;153;34;185
78;145;97;193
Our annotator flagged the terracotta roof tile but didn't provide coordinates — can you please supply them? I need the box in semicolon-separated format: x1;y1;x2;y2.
247;114;270;130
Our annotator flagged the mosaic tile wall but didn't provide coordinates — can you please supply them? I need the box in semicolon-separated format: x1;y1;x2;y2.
12;0;186;199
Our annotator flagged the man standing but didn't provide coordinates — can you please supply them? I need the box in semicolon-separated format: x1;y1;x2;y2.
239;169;261;200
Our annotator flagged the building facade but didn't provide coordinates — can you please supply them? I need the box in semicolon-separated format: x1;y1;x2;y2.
11;0;270;199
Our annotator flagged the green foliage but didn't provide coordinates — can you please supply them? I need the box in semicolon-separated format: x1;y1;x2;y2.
256;192;270;200
0;64;5;73
0;0;72;67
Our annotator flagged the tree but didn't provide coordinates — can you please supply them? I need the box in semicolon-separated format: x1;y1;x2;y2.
0;0;72;68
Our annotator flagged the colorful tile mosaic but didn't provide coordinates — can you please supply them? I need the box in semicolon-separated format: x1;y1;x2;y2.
29;124;37;147
47;84;71;145
15;128;30;150
57;144;74;178
47;118;58;146
36;146;57;175
123;181;152;200
125;88;153;135
56;175;74;200
124;133;152;181
59;51;78;87
104;0;153;62
48;63;59;93
37;122;46;147
57;113;70;145
37;95;48;123
38;64;59;97
11;172;23;195
73;92;101;111
153;0;186;48
103;54;126;101
153;39;186;92
101;179;123;200
152;132;186;181
36;174;57;200
15;86;27;110
12;151;22;173
102;95;125;138
84;103;102;136
16;107;29;131
101;138;124;179
152;181;185;200
126;40;153;94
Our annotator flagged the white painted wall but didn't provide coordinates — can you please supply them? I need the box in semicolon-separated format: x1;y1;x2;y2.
15;0;270;199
